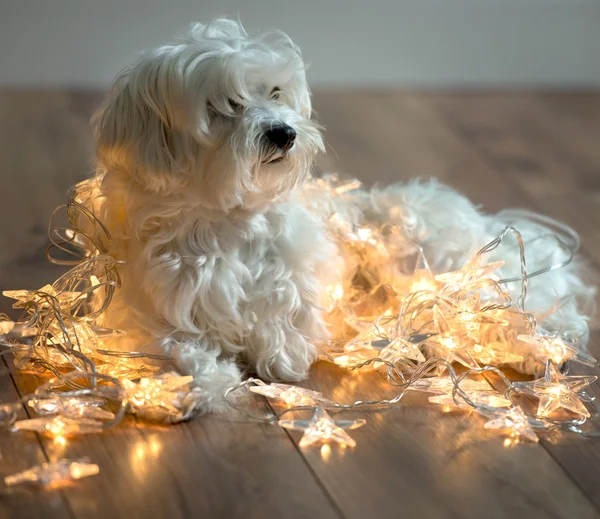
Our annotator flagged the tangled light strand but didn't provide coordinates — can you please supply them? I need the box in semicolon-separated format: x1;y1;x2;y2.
0;174;597;453
226;175;598;447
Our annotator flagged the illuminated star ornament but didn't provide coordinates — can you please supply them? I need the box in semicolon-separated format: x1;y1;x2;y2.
379;337;426;363
518;332;597;367
2;167;600;469
431;305;479;368
435;257;504;289
4;458;99;488
14;415;105;436
250;382;334;406
514;361;597;419
122;372;198;423
279;407;366;448
484;406;539;443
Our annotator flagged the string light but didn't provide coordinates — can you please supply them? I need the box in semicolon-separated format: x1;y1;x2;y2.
0;172;595;466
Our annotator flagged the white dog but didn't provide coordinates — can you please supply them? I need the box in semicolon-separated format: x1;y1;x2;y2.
93;19;335;412
91;18;593;413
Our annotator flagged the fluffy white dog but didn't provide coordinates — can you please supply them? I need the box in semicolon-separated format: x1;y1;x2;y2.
93;19;334;411
91;19;593;413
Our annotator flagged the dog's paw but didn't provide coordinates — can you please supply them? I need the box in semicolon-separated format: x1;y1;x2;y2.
255;330;317;382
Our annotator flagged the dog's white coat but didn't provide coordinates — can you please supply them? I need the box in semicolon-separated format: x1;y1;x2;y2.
92;19;594;412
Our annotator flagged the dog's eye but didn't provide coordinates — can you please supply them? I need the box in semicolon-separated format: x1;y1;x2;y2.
228;99;243;113
270;87;281;100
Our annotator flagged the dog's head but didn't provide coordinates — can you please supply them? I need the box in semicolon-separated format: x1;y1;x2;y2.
94;19;324;211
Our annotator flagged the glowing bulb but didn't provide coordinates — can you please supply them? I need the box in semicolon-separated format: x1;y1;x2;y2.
327;284;344;301
356;228;372;241
410;272;437;293
320;444;332;461
439;337;458;350
149;437;162;456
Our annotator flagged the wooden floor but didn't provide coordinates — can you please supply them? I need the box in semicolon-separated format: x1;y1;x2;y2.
1;90;600;518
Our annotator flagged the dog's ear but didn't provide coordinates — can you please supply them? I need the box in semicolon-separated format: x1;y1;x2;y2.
93;71;189;192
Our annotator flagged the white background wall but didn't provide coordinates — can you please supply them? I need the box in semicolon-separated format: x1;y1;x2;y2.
2;0;600;88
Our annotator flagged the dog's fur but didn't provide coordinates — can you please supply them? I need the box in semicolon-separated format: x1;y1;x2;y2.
91;19;594;411
93;19;335;411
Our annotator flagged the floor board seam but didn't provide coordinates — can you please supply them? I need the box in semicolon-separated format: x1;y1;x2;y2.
265;400;347;519
3;356;78;519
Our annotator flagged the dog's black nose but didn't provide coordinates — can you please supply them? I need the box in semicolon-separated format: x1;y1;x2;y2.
265;124;296;151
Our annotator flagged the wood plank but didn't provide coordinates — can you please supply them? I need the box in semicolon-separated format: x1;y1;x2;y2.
307;91;600;518
3;89;600;518
0;358;74;519
289;361;598;519
0;91;100;316
11;361;341;519
426;91;600;510
314;92;532;212
132;403;342;519
0;91;340;519
0;92;96;283
425;92;600;265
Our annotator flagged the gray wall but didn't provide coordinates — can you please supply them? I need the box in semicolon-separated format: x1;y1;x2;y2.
2;0;600;88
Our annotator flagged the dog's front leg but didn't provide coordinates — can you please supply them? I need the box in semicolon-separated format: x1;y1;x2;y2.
243;266;327;382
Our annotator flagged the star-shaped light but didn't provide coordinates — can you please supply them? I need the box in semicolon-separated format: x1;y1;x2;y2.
379;338;426;363
122;372;196;421
514;361;596;419
435;256;504;289
518;333;596;367
0;321;38;338
279;407;366;448
14;415;104;436
431;305;479;368
29;395;114;421
324;283;345;311
3;285;82;308
409;249;440;293
95;361;161;380
4;458;99;487
343;326;390;352
484;406;539;443
250;383;334;406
